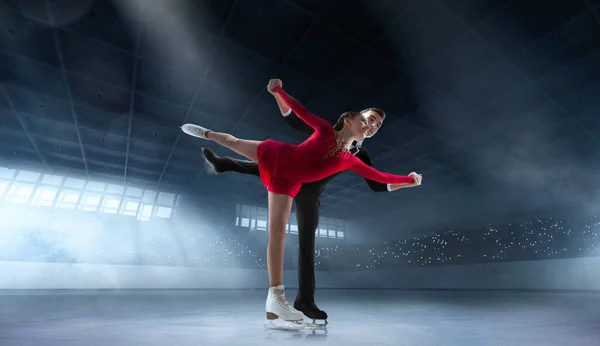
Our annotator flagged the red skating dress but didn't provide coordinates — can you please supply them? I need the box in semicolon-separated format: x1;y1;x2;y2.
256;86;415;197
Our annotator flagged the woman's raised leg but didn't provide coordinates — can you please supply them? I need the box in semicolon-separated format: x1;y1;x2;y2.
181;124;260;162
206;131;260;163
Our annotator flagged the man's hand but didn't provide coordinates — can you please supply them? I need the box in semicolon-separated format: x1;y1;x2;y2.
408;172;422;186
267;79;282;94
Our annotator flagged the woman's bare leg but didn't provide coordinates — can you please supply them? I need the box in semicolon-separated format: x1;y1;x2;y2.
267;192;293;286
206;131;260;163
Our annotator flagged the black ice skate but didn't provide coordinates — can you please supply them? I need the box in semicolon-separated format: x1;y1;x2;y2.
294;301;328;328
202;147;225;173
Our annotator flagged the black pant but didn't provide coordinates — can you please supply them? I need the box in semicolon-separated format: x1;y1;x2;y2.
217;157;320;303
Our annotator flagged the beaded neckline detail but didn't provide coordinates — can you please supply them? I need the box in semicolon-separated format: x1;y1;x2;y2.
325;132;351;159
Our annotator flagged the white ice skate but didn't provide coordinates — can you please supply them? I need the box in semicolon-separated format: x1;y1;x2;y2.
181;123;210;139
264;285;305;331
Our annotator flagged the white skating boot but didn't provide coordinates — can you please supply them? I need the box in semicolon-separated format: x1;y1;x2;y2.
181;123;210;139
264;285;305;331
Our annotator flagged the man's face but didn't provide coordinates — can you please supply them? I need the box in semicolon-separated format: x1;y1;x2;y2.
362;111;384;138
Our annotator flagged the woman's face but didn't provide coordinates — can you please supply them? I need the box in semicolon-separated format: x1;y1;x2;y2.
345;114;369;141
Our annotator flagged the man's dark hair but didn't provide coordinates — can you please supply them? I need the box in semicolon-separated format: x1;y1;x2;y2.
360;107;386;120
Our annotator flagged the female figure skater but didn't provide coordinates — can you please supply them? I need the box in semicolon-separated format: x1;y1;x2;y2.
181;79;422;327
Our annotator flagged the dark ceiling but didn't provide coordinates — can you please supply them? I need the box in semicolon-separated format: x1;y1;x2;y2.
1;0;600;219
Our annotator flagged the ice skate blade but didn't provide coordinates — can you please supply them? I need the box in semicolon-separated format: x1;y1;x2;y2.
264;319;306;331
266;312;304;322
305;319;328;329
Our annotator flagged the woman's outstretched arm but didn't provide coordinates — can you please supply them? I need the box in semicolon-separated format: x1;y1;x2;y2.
271;85;330;131
268;79;316;135
347;156;419;185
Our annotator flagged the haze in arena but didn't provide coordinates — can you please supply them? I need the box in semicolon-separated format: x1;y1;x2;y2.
1;0;600;345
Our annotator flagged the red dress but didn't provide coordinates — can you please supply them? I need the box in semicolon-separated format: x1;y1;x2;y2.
257;87;415;197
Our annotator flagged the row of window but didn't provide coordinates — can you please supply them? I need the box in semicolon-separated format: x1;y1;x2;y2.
235;204;345;239
0;167;179;221
0;168;345;235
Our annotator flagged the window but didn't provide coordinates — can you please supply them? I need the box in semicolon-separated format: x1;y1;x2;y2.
236;204;268;231
235;203;346;239
327;218;346;240
236;204;251;227
310;217;346;239
86;181;106;192
141;189;156;204
7;183;35;204
101;195;121;214
56;189;81;209
0;167;15;179
253;207;268;231
64;178;85;189
0;166;179;221
16;170;40;182
329;218;337;229
80;192;102;212
0;179;9;197
156;206;172;218
106;184;124;195
137;204;153;221
288;212;297;233
125;186;143;198
31;186;58;207
256;219;267;231
121;198;140;216
41;175;63;186
157;192;175;206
